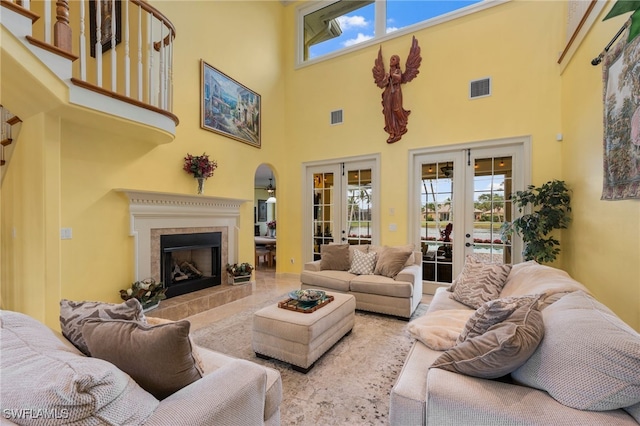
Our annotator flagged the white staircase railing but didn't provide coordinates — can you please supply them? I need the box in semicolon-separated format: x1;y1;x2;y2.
1;0;176;122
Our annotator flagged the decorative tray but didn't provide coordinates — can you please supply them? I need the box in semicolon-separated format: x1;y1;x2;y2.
278;295;334;313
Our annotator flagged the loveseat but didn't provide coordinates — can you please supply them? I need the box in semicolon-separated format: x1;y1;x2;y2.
301;244;423;319
1;302;282;425
390;259;640;425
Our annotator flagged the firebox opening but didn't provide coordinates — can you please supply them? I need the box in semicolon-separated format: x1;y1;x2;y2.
160;232;222;298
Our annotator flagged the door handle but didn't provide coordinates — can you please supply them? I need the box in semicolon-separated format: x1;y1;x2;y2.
465;242;473;247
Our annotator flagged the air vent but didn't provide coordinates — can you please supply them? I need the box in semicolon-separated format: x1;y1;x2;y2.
469;77;491;99
330;109;343;125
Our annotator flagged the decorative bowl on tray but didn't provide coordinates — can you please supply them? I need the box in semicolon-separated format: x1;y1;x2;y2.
288;289;326;305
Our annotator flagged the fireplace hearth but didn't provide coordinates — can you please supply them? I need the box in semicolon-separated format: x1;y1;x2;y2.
161;232;222;298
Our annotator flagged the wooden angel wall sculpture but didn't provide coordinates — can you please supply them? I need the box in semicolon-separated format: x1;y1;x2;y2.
372;36;422;143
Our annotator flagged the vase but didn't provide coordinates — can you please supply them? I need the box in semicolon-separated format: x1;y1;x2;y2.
268;228;275;237
196;177;206;194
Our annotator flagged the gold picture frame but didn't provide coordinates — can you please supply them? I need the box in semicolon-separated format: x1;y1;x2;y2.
200;60;261;148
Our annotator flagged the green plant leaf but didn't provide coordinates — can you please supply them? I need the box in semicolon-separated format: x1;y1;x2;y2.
503;180;571;264
628;9;640;41
603;1;640;20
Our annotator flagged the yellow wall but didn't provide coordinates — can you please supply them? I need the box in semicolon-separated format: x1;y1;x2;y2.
560;6;640;330
280;0;564;258
2;0;638;330
1;0;287;328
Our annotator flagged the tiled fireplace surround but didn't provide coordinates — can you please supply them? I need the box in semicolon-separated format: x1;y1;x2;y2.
119;189;252;320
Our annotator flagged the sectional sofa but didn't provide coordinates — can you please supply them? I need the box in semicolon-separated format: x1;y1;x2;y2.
390;259;640;425
1;302;282;425
301;243;423;318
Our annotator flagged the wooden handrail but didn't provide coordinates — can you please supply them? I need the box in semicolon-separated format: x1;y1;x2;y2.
131;0;176;38
70;78;179;125
26;35;78;61
0;0;39;23
7;116;22;126
2;0;178;125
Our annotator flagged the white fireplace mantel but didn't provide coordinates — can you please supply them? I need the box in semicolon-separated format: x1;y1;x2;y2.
117;189;250;281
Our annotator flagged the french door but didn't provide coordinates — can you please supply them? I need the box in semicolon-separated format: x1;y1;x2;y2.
304;156;379;262
410;138;529;285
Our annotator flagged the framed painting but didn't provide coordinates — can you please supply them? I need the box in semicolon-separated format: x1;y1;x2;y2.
89;0;122;58
201;60;261;148
258;200;267;222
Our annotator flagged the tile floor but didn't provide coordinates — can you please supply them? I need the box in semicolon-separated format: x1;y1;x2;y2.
186;266;433;331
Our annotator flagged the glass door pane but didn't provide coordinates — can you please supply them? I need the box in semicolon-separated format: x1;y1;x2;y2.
346;168;372;246
420;161;455;284
312;172;335;260
468;156;513;264
307;159;377;262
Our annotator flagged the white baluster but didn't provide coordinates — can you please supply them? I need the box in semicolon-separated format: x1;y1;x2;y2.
124;0;130;97
44;0;51;44
79;0;86;80
158;23;165;109
95;0;102;86
147;13;153;106
1;107;6;141
111;0;117;91
137;3;143;101
167;38;173;111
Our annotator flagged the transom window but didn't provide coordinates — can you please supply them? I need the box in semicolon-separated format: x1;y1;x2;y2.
298;0;492;65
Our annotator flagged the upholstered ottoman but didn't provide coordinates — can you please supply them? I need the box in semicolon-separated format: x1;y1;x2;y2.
252;292;356;373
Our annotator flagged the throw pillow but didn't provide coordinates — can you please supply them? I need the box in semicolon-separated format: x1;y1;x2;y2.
373;246;413;278
2;310;158;424
512;290;640;411
349;250;377;275
320;244;350;271
145;316;205;373
407;309;473;350
371;244;415;267
82;319;203;400
458;294;543;343
449;255;512;309
60;298;146;355
431;295;544;379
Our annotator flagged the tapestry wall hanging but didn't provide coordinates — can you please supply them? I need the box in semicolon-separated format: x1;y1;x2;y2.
602;28;640;200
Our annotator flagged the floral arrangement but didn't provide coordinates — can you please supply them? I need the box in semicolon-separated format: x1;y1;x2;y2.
226;262;254;277
267;220;276;230
183;152;218;178
119;278;167;308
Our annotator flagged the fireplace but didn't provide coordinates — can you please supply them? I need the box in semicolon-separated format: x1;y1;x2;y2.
160;232;222;298
118;189;245;299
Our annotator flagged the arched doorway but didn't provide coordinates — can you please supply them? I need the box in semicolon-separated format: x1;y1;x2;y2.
254;164;276;269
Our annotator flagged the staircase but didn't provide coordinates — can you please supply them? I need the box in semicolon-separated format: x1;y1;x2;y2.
0;105;21;182
0;0;179;145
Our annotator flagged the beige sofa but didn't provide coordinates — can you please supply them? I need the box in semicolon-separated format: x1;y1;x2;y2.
301;244;423;319
390;260;640;425
1;309;282;425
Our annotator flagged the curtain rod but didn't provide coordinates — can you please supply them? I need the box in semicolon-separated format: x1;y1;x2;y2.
591;20;630;65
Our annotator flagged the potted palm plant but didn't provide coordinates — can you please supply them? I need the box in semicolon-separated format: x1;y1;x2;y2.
501;179;571;263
